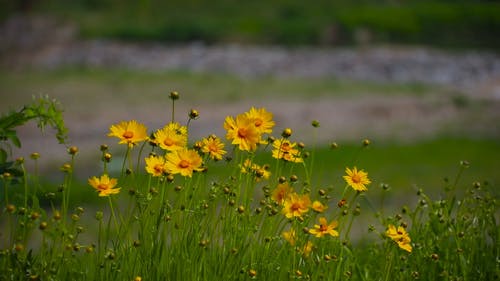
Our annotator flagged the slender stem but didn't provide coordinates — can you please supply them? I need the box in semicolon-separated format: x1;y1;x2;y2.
108;197;120;234
121;146;131;177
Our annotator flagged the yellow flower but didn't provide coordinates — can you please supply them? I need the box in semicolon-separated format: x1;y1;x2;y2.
224;114;260;152
282;193;311;218
386;224;412;253
88;174;120;197
272;138;303;163
309;217;339;238
145;155;167;177
271;182;293;204
108;120;148;147
200;135;226;161
153;122;188;151
312;201;328;213
301;241;313;258
282;228;296;246
165;148;203;177
240;159;271;182
244;107;275;135
343;167;371;191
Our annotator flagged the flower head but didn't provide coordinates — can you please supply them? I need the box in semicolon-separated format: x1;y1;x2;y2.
282;193;311;218
343;167;371;191
108;120;148;147
386;224;412;253
301;241;313;258
282;228;297;246
200;135;226;161
154;123;188;151
312;201;328;213
224;114;260;152
88;174;120;197
272;138;303;163
244;107;275;135
271;182;293;204
309;217;339;238
165;148;203;177
145;155;167;177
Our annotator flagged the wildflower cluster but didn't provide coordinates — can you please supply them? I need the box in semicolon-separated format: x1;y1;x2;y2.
0;94;497;281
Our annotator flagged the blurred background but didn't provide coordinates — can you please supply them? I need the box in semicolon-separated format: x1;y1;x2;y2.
0;0;499;197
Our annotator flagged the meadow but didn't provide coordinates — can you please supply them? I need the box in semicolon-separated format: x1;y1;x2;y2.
0;81;498;280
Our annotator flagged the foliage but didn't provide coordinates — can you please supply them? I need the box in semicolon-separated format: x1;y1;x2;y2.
2;0;500;48
0;96;68;183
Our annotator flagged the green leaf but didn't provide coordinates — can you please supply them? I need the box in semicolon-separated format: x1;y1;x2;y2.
0;148;7;164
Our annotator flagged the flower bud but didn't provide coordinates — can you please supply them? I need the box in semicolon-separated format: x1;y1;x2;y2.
68;146;79;155
281;128;292;138
169;91;180;100
189;109;199;119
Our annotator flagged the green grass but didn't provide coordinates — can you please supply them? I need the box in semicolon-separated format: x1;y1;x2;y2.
0;68;444;111
3;0;500;49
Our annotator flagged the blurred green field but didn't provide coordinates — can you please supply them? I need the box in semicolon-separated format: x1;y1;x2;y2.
2;0;500;49
0;68;498;208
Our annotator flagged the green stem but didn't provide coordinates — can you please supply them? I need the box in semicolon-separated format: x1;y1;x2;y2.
383;250;394;281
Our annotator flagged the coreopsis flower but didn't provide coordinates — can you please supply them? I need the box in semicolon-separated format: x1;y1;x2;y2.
343;167;371;192
165;148;203;177
145;155;167;177
240;159;271;182
108;120;148;147
244;107;275;135
282;228;296;246
309;217;339;238
282;193;311;218
312;201;328;213
200;135;226;161
301;241;313;258
88;174;120;197
271;182;293;204
154;122;188;151
386;224;412;253
224;114;260;152
272;138;303;163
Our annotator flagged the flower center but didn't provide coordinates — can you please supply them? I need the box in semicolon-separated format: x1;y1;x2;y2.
255;119;263;127
291;202;301;211
208;143;218;152
154;164;164;173
319;224;328;232
179;160;190;168
351;174;362;183
97;183;109;190
237;128;247;138
122;131;134;139
163;138;174;146
281;143;291;151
